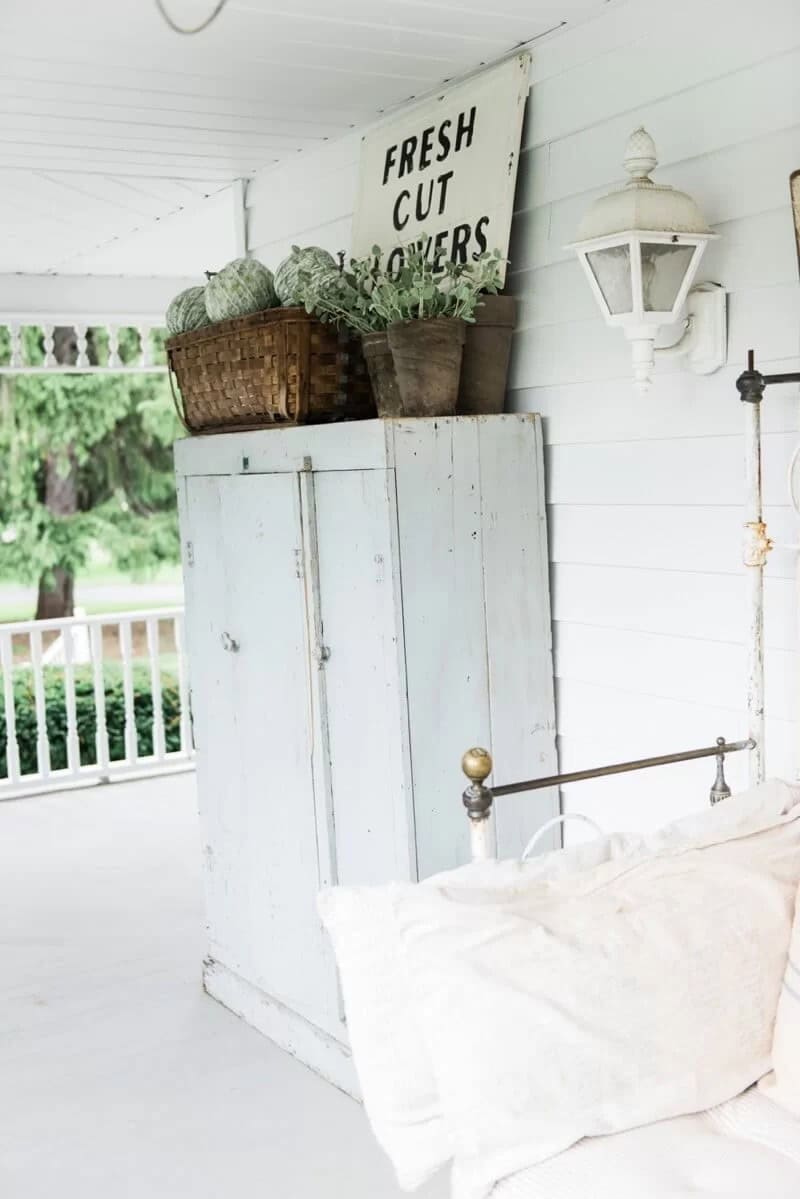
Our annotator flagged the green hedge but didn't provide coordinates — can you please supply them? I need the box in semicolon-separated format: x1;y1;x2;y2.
0;662;184;778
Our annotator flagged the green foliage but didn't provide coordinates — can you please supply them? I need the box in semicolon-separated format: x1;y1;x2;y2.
0;325;181;590
297;242;506;334
0;662;184;778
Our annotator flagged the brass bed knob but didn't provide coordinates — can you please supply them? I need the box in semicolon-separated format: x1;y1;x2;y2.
462;747;493;784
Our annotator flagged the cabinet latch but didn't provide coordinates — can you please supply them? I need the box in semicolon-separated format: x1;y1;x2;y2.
221;631;240;653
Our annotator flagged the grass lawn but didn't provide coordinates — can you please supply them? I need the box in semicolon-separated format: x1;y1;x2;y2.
76;562;183;587
0;564;184;624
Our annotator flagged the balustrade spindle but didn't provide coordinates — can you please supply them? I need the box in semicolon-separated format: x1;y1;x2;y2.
0;632;21;785
29;628;51;778
42;324;56;368
107;324;121;369
9;323;23;369
175;613;191;754
74;323;89;369
119;620;137;764
139;324;152;368
146;618;166;761
90;623;110;776
62;624;81;775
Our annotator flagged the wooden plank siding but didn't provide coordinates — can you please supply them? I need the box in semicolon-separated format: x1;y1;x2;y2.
245;0;800;837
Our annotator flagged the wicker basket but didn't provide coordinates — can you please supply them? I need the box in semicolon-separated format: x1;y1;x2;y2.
166;307;374;434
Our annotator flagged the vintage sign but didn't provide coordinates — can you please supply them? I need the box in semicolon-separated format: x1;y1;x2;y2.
351;53;530;283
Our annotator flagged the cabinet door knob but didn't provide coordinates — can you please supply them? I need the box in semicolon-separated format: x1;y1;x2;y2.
221;631;240;653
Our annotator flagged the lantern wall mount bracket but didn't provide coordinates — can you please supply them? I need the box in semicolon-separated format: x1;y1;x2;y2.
653;282;728;376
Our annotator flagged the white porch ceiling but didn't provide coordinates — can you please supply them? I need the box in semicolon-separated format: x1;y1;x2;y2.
1;0;614;276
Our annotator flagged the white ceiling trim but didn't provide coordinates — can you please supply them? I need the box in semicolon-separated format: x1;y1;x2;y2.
0;273;195;323
1;0;617;277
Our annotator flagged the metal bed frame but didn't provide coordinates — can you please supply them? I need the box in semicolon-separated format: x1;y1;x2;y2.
460;737;754;861
459;350;800;864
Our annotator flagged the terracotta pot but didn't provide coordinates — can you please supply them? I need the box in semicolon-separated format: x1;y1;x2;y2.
387;317;466;418
458;294;517;416
361;330;402;417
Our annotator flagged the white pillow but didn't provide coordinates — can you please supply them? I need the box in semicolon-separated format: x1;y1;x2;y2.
760;882;800;1116
392;780;800;1199
318;829;640;1189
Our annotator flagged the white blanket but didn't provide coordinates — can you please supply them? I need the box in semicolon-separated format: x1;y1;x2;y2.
396;782;800;1199
490;1088;800;1198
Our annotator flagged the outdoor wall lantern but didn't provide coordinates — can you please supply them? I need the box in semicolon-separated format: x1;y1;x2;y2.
568;127;727;392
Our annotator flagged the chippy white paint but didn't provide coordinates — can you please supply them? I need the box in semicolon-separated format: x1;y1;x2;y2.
175;415;557;1085
469;816;497;863
743;397;771;785
351;54;529;282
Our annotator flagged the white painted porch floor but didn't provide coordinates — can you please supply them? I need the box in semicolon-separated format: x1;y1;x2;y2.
0;774;448;1199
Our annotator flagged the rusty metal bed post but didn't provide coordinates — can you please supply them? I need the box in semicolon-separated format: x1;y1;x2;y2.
461;747;496;861
736;351;800;785
737;351;770;785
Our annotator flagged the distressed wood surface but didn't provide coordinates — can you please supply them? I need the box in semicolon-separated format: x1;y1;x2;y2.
174;420;391;478
178;414;557;1073
390;417;492;877
388;415;558;876
179;475;247;979
313;468;416;885
227;472;337;1033
477;416;559;856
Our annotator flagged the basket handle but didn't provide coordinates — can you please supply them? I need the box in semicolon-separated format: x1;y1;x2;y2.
167;362;190;433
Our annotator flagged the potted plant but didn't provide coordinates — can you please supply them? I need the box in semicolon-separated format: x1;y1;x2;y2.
298;243;505;418
370;245;505;417
296;260;402;417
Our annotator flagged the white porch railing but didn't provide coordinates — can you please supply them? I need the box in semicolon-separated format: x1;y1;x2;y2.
0;321;167;375
0;607;193;799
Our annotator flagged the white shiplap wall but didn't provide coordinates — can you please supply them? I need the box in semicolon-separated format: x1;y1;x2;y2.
247;0;800;836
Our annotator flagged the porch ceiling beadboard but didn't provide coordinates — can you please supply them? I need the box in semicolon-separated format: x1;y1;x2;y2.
243;0;800;837
0;0;615;277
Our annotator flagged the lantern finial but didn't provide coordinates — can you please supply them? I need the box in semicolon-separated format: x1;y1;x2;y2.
623;127;658;182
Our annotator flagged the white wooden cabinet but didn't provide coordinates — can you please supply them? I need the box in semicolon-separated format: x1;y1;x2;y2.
174;414;557;1092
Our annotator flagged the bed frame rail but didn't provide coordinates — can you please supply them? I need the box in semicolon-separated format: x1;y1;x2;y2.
461;736;754;861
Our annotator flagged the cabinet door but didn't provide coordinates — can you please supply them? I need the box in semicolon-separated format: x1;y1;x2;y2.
313;469;415;884
390;416;558;875
180;472;339;1034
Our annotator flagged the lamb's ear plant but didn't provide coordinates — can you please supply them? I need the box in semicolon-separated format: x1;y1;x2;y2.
296;240;507;333
295;263;378;335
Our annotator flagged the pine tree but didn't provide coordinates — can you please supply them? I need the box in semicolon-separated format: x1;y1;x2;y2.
0;326;181;619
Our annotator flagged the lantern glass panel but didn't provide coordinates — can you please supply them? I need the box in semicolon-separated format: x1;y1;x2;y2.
640;242;696;312
586;244;633;314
